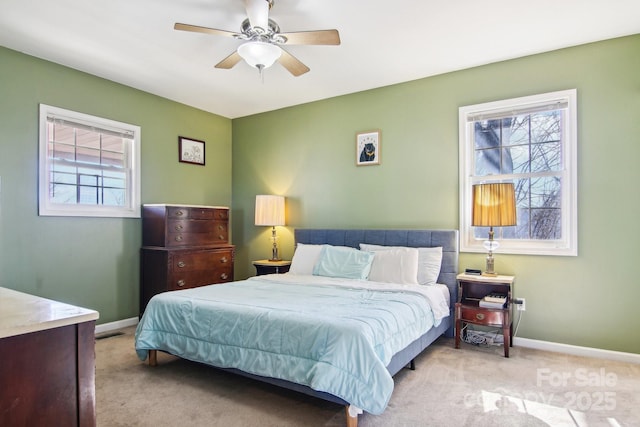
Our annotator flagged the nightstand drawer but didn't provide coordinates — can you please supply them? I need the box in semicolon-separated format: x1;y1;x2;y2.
459;305;505;325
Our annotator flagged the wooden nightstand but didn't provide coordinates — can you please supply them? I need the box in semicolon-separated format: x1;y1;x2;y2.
455;273;515;357
252;260;292;276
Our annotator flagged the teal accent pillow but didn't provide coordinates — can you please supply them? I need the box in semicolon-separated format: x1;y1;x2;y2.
312;245;375;280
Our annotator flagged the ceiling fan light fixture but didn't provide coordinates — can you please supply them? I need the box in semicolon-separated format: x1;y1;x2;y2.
237;41;281;69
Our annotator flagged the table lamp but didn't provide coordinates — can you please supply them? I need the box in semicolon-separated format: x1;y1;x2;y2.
472;183;517;276
255;195;285;261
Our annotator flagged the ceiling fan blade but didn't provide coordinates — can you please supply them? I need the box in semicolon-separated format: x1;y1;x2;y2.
280;29;341;46
215;51;243;69
245;0;270;30
278;49;310;77
174;23;238;38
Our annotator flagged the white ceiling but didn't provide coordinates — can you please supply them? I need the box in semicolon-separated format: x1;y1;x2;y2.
1;0;639;119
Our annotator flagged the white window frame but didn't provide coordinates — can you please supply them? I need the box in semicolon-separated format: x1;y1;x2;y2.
459;89;578;256
38;104;141;218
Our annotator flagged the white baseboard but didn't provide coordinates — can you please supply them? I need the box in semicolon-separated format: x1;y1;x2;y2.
514;337;640;364
95;317;139;335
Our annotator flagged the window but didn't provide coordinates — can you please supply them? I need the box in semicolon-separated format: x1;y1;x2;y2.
459;89;577;256
39;104;141;218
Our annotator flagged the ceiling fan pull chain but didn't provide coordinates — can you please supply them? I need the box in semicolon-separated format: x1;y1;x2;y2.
258;64;265;83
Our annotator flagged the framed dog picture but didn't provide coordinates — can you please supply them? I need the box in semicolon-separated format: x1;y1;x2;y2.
356;130;381;166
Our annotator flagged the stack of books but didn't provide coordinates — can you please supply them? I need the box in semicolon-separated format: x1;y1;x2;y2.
479;293;507;309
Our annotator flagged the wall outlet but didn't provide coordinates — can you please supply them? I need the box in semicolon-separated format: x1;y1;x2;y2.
515;298;526;311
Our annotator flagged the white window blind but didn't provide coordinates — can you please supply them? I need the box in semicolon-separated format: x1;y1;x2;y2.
464;99;570;122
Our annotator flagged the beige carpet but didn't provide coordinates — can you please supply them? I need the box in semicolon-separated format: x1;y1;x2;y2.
96;327;639;426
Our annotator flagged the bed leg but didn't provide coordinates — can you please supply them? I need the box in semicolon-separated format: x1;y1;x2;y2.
148;350;157;367
410;359;416;370
345;406;358;427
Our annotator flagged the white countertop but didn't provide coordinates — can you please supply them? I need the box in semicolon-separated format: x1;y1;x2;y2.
0;287;99;339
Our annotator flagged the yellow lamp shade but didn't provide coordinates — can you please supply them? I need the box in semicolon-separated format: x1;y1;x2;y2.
472;183;517;227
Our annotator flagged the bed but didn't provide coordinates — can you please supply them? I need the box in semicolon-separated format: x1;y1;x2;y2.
135;228;459;427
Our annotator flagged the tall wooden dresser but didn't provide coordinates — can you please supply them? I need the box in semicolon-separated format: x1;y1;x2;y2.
140;204;235;315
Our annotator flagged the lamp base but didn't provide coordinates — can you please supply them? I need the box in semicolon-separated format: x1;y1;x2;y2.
270;227;281;262
484;249;497;276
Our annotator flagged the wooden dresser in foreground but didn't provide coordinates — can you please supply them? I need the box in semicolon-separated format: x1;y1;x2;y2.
140;204;235;315
0;287;99;426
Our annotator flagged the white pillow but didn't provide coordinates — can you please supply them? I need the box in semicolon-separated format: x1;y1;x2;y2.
360;244;443;285
415;246;443;285
289;243;324;275
367;247;419;285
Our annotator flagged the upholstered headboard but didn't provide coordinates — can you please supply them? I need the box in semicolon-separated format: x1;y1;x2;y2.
294;229;459;334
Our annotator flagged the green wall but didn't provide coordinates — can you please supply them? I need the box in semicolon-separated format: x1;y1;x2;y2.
232;34;640;354
2;34;638;354
0;46;232;323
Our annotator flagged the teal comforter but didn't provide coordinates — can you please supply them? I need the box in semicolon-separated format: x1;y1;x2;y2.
135;274;448;415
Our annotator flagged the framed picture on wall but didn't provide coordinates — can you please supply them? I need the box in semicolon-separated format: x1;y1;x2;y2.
356;130;381;166
179;136;205;165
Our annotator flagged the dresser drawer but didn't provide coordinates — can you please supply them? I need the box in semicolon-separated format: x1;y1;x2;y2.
168;219;211;234
459;305;505;326
166;229;228;247
169;269;233;290
172;250;233;271
167;219;227;234
167;206;227;220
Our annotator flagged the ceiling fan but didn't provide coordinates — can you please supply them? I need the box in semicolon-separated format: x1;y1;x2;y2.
174;0;341;77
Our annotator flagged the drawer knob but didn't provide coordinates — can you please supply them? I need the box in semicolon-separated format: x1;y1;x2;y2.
177;280;186;287
475;313;485;321
220;273;229;280
218;225;224;230
175;224;183;231
218;235;225;240
175;235;183;242
220;257;228;263
177;261;186;268
176;210;184;216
